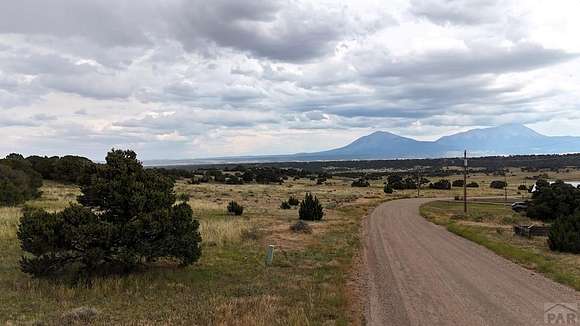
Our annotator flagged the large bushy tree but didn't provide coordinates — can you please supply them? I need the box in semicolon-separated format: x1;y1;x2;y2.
25;155;59;179
18;149;202;277
386;174;425;190
54;155;95;184
0;165;40;206
548;212;580;253
351;178;370;187
490;180;507;189
527;180;580;221
25;155;95;184
255;168;283;184
429;179;451;190
452;179;464;187
0;155;42;206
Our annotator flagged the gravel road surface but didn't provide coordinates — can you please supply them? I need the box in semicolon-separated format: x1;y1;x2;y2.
363;198;580;326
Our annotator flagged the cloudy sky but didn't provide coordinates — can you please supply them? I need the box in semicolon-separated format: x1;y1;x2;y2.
1;0;579;160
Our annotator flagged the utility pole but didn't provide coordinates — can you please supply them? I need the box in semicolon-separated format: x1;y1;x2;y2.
504;170;508;204
463;150;467;214
417;167;421;198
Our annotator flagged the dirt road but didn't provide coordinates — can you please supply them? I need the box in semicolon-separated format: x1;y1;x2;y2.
363;198;580;326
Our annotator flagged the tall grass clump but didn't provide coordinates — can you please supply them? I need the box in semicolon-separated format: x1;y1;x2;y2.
200;219;250;246
0;207;21;239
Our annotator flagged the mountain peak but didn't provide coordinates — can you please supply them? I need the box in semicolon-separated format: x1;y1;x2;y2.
351;130;416;146
494;123;537;133
365;130;403;138
438;124;541;141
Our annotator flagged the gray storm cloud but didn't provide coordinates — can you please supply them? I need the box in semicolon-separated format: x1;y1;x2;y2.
0;0;579;159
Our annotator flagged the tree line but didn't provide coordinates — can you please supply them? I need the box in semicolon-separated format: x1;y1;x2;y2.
160;153;580;172
0;154;96;206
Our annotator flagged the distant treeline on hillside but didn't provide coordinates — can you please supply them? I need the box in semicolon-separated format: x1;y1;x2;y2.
3;150;579;206
159;153;580;172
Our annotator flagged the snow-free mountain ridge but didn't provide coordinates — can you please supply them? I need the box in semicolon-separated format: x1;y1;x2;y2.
145;124;580;165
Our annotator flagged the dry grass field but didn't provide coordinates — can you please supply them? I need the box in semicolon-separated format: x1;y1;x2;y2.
1;167;579;324
0;178;389;325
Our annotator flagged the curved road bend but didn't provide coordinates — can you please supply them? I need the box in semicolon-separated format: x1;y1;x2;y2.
364;198;580;326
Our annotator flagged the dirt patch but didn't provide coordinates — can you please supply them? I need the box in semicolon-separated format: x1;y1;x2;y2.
345;214;369;326
262;210;345;250
264;224;313;250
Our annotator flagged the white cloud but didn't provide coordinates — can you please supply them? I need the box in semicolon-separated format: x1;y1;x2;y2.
0;0;579;160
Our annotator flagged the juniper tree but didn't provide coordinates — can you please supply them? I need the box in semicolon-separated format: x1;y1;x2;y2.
299;193;324;221
227;201;244;215
18;149;202;277
280;201;291;209
548;213;580;253
287;196;300;206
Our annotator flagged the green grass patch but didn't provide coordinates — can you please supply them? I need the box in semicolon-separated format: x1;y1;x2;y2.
447;223;580;290
420;200;527;225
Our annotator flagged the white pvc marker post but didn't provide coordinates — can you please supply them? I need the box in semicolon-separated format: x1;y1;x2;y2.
266;245;275;266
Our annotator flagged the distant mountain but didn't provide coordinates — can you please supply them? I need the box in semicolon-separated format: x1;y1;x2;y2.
292;131;441;160
437;124;580;156
144;124;580;166
289;124;580;160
